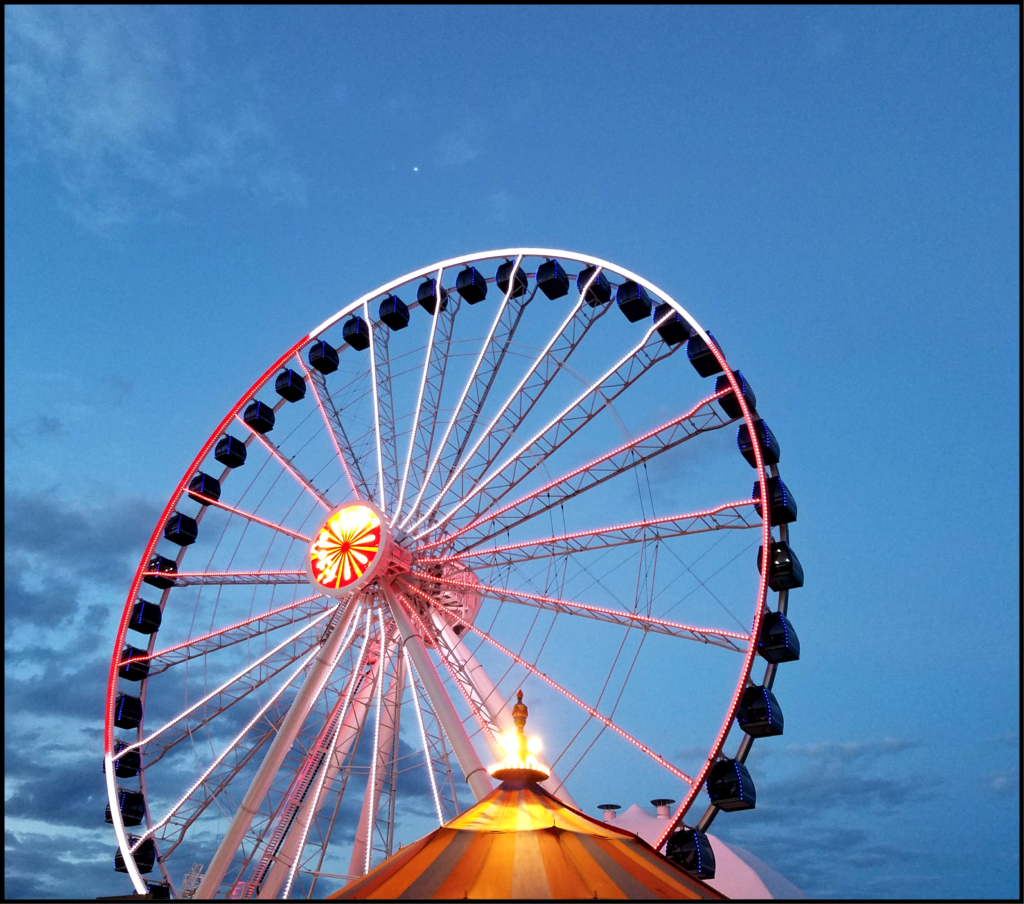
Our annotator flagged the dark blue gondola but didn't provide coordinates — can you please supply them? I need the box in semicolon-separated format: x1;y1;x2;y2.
105;788;145;827
119;645;150;682
243;400;275;434
687;331;724;377
666;828;716;879
164;512;197;547
417;278;449;314
187;472;221;505
707;759;756;811
379;294;410;329
143;555;177;589
343;315;370;351
103;740;141;779
737;419;781;467
757;540;804;591
577;266;612;306
214;434;247;469
736;685;784;737
653;302;694;346
128;599;162;635
114;693;143;729
455;267;488;304
757;610;800;663
275;368;306;402
496;260;528;298
715;370;757;419
114;837;156;873
308;340;339;374
752;475;798;524
616;281;652;322
536;259;570;299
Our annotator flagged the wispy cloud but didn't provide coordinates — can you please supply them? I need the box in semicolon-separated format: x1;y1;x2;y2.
706;736;947;897
4;6;305;228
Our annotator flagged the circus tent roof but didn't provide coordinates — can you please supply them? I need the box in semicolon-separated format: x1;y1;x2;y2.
328;776;724;900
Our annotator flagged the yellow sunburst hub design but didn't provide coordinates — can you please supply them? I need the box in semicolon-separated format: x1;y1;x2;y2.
309;504;382;591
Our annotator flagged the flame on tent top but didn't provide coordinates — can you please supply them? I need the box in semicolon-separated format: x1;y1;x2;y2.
489;690;549;781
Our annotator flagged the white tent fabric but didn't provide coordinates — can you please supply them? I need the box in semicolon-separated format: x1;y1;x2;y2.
605;804;805;900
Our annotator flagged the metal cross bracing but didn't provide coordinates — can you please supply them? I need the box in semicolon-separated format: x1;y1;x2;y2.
414;306;687;543
107;249;792;898
395;273;459;520
240;638;382;898
127;615;333;769
369;322;401;514
405;266;613;539
435;501;761;571
422;397;740;554
401;255;533;533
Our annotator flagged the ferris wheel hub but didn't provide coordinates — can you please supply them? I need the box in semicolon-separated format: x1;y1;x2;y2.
305;501;409;597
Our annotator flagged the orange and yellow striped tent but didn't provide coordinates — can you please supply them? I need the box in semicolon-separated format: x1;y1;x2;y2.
329;776;724;899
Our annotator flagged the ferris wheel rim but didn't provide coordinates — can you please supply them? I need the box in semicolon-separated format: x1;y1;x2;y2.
105;247;776;897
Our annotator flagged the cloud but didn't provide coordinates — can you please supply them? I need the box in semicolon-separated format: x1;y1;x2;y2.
783;737;921;762
436;123;482;168
2;483;452;898
981;769;1019;797
4;6;306;227
705;735;946;898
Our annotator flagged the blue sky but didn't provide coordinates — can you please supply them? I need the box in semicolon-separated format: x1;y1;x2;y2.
4;5;1019;900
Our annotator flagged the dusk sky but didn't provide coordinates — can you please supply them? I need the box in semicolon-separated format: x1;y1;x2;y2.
4;6;1019;900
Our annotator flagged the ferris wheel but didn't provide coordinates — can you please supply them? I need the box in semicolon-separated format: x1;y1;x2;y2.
103;249;803;898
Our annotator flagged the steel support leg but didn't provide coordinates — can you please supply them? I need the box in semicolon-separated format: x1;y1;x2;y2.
256;659;379;899
196;599;361;899
382;582;493;801
348;647;404;877
432;617;579;808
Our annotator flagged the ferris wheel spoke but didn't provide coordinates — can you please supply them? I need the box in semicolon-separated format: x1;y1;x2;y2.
132;646;320;857
239;422;333;511
297;356;370;501
403;649;450;825
151;569;308;585
434;501;760;570
401;574;748;652
415;307;683;542
397;578;695;785
125;594;330;676
406;266;610;537
369;318;400;515
401;255;530;532
428;392;735;552
396;268;458;522
125;607;336;766
187;491;313;543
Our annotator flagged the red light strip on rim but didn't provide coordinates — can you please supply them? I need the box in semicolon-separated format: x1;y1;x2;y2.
654;338;773;851
405;571;750;643
105;335;308;757
417;390;730;552
396;578;694;785
189;492;313;543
